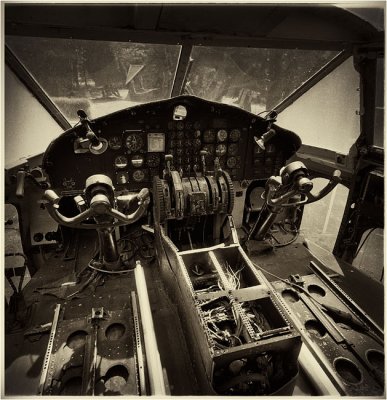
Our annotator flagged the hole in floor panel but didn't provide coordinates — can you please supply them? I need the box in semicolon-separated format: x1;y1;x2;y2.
66;330;88;349
334;358;362;384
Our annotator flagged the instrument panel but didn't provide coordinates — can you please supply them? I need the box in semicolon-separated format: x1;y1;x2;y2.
43;96;301;194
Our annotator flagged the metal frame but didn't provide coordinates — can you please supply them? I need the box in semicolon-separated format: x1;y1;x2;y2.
274;50;352;113
5;45;71;130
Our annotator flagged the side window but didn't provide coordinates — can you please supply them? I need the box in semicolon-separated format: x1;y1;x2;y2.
300;179;348;253
352;228;384;282
278;57;360;155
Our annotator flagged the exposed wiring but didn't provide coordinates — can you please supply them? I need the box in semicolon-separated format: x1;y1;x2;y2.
87;262;135;274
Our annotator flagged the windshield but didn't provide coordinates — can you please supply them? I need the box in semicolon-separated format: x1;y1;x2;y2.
6;36;181;123
183;46;339;113
7;37;340;122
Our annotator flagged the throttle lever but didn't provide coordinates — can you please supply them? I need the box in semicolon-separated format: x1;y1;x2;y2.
306;170;341;204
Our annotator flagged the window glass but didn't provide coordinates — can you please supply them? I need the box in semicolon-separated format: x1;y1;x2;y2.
373;57;384;148
278;57;360;154
183;46;339;113
6;36;181;123
300;179;348;253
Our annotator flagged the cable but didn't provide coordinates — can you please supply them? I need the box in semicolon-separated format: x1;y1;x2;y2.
87;261;135;274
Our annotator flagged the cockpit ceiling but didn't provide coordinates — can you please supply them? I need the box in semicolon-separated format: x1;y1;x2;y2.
4;4;384;48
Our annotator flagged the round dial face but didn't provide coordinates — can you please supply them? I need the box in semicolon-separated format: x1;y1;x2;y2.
203;129;216;143
216;144;227;157
217;129;228;142
203;144;215;155
126;133;143;152
109;136;122;150
133;170;145;182
228;143;239;156
117;172;129;184
227;157;237;168
176;131;184;140
147;153;160;168
131;155;145;168
230;129;241;142
114;155;128;169
193;139;202;148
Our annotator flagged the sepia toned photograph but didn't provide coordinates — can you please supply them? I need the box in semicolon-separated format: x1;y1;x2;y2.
3;2;384;397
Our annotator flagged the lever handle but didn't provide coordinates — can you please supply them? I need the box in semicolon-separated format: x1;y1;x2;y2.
16;170;26;198
306;170;342;204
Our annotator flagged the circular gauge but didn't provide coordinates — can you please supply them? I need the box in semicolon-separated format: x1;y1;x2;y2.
131;155;145;168
147;153;160;168
203;144;215;155
177;131;184;140
109;136;122;150
125;133;143;152
227;157;237;168
217;129;228;142
133;170;145;182
230;129;241;142
117;172;129;184
228;143;239;156
203;129;215;143
114;156;128;169
176;121;184;130
216;144;227;157
193;139;202;149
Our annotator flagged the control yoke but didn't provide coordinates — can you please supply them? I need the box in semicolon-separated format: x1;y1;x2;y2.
43;175;150;229
43;175;150;271
265;161;341;207
251;161;341;241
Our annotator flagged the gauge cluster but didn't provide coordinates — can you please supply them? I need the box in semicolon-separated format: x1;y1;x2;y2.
43;96;301;194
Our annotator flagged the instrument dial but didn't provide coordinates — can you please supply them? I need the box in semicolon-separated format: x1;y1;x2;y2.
109;136;122;150
131;155;145;168
228;143;239;156
114;156;128;169
147;153;160;168
193;139;202;148
230;129;241;142
217;129;228;142
117;172;129;184
126;133;143;152
203;129;216;143
216;144;227;157
227;157;238;168
203;144;215;155
133;170;145;182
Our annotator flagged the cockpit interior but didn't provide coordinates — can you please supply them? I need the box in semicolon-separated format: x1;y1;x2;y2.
3;3;385;397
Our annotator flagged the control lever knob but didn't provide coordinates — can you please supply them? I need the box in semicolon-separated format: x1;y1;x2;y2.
165;154;173;162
